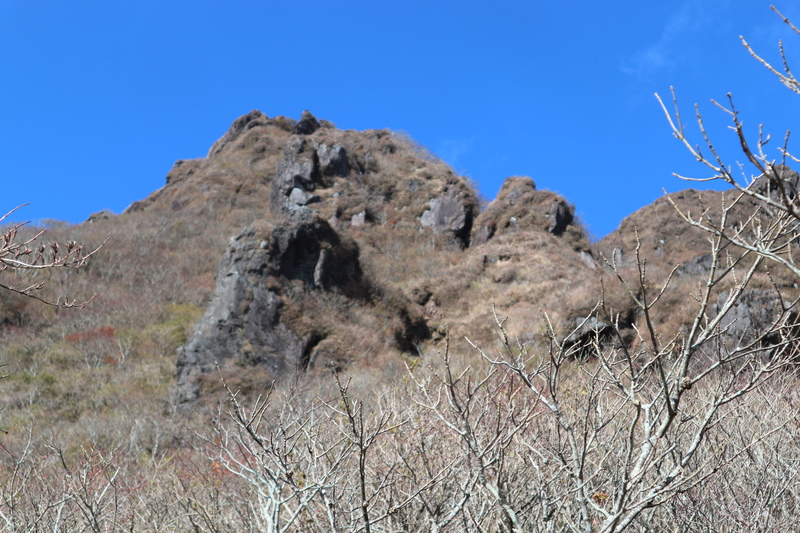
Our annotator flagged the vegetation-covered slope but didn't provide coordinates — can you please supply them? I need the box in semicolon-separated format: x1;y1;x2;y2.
0;101;799;530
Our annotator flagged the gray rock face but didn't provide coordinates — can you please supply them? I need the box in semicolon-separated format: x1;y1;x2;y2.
315;142;350;177
547;199;572;235
420;189;473;246
711;289;796;353
271;137;322;211
578;250;597;270
174;231;301;404
288;188;320;206
472;225;492;245
351;211;366;227
269;210;363;290
174;212;365;404
676;253;713;278
420;190;466;233
561;316;613;360
560;312;635;361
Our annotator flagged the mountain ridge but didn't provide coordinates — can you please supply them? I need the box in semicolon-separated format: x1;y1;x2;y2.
1;109;793;413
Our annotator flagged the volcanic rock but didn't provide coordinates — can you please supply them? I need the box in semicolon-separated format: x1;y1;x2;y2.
293;110;321;135
315;142;350;178
711;289;796;352
472;176;585;249
420;188;474;247
174;211;365;403
547;199;572;235
271;137;322;212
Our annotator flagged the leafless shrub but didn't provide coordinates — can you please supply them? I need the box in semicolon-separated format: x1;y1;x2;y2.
202;245;798;531
0;205;104;308
655;6;800;282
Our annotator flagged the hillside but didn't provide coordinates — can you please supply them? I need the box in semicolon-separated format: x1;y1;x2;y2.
0;110;798;530
1;109;794;418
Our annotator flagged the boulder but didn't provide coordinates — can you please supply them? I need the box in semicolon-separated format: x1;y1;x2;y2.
579;250;597;270
288;188;320;206
268;210;363;290
420;188;474;246
561;315;613;360
351;211;366;227
315;142;350;177
710;289;796;353
676;253;713;278
472;225;492;245
547;199;572;235
270;137;321;212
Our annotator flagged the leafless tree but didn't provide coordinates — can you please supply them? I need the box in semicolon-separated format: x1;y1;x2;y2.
0;204;104;308
656;6;800;280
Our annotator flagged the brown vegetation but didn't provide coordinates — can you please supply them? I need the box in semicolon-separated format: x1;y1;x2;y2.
1;5;800;530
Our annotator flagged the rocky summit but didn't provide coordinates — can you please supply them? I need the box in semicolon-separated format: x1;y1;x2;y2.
147;110;795;403
161;110;601;402
6;109;794;409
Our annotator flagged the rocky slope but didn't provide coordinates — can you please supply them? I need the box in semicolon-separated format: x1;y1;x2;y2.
141;110;596;401
2;109;794;415
160;110;799;402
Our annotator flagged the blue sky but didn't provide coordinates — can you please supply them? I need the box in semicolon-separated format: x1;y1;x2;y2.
2;1;800;238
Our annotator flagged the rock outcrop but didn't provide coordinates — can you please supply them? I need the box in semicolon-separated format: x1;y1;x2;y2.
547;198;572;235
711;289;797;353
268;211;363;291
419;188;474;247
315;141;350;178
471;176;587;249
207;110;270;160
160;109;800;406
151;110;485;403
293;110;321;135
271;137;323;212
174;211;366;403
561;315;614;360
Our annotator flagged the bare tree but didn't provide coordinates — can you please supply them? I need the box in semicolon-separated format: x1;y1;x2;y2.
0;204;104;308
656;6;800;279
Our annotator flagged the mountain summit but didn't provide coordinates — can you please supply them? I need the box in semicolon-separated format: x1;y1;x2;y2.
2;110;792;412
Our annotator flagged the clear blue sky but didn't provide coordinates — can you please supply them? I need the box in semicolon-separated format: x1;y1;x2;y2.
3;1;800;238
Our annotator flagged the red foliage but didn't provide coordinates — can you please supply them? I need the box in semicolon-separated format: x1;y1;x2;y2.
65;326;116;344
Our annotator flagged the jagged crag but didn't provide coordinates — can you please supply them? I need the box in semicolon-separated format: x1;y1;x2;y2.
3;110;795;412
